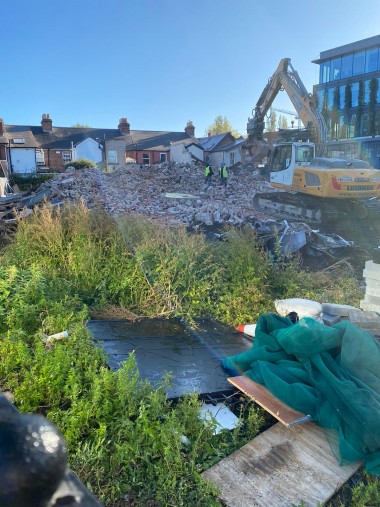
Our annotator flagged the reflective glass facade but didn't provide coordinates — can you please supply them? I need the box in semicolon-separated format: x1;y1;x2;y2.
314;36;380;140
319;47;380;84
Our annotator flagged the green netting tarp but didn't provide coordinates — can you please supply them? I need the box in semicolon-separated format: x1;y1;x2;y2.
222;314;380;475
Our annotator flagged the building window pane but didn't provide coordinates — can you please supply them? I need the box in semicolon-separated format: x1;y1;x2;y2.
351;82;359;107
377;78;380;102
341;54;353;78
160;153;167;162
339;85;345;109
62;151;72;163
142;153;150;165
36;149;45;165
362;112;369;136
328;88;334;108
353;51;365;75
317;89;325;110
108;150;117;164
365;47;378;73
330;58;341;81
375;111;380;135
320;61;330;83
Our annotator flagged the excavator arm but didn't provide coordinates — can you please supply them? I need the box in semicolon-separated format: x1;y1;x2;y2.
242;58;328;165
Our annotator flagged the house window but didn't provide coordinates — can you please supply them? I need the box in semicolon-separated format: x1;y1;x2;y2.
160;153;167;163
230;152;235;165
142;153;150;165
62;151;72;163
108;150;117;164
36;149;45;165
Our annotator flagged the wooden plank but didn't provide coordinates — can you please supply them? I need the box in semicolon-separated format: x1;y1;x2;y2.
202;422;361;507
228;376;311;427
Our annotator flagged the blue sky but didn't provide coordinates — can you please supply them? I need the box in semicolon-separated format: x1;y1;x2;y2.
1;0;379;136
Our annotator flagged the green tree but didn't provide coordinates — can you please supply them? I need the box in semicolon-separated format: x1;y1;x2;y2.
331;87;340;140
205;115;240;137
368;78;379;136
72;123;91;128
344;84;352;138
277;115;289;130
321;90;330;132
265;110;277;132
355;81;364;137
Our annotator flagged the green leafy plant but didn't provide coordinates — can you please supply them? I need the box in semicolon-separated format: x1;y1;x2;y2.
64;158;96;170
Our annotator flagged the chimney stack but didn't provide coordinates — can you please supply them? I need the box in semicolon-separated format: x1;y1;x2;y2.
0;119;4;136
118;117;130;135
185;120;195;137
41;114;52;132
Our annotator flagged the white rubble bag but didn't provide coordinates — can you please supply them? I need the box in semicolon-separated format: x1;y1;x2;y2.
275;298;323;322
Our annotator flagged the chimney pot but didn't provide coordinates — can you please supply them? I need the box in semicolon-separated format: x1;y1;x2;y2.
185;120;195;137
41;113;53;132
118;117;130;135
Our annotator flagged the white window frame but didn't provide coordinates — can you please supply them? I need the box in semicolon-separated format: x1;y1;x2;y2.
142;153;150;165
160;152;167;162
230;152;235;165
108;150;117;164
62;151;72;163
36;149;45;165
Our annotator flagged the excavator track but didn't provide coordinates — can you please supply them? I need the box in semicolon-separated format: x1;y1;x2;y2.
253;191;380;224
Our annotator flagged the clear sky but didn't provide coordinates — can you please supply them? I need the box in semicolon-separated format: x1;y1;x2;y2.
1;0;379;136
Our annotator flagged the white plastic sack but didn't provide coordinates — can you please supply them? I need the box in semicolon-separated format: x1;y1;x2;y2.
275;298;323;321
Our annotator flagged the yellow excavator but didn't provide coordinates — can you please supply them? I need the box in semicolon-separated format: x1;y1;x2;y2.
242;58;380;220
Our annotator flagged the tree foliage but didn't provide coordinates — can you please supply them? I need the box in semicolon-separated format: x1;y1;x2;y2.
369;78;379;136
355;81;364;137
277;115;289;130
72;123;91;128
331;86;340;140
206;115;240;138
265;110;277;132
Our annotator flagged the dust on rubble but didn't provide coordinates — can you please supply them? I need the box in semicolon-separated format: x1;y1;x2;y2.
38;162;273;228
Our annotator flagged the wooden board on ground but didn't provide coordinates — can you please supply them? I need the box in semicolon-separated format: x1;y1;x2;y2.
228;376;311;427
202;421;361;507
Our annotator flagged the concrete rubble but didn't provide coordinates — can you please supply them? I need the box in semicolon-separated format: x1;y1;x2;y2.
36;162;272;228
0;162;360;260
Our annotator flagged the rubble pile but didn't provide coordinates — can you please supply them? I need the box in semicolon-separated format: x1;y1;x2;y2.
39;162;270;228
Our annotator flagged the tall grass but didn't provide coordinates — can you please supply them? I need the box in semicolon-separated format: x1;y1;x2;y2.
0;203;365;505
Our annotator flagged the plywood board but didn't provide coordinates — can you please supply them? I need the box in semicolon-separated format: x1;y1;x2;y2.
202;422;361;507
228;376;311;427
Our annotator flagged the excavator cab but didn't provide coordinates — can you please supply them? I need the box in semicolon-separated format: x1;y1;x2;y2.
267;142;315;186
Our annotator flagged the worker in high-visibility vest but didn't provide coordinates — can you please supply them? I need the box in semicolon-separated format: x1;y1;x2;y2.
219;162;228;187
204;165;213;187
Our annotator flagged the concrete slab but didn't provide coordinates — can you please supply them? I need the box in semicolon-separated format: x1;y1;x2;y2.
366;277;380;290
348;309;380;335
322;313;341;326
322;303;358;317
365;260;380;271
87;318;251;399
363;269;380;281
364;293;380;306
360;300;380;313
365;286;380;297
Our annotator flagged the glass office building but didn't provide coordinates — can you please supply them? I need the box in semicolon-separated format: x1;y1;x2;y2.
313;35;380;167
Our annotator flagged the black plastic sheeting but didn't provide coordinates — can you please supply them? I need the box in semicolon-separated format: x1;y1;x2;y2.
88;318;251;399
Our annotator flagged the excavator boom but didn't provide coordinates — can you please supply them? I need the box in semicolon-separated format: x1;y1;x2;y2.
242;58;328;165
